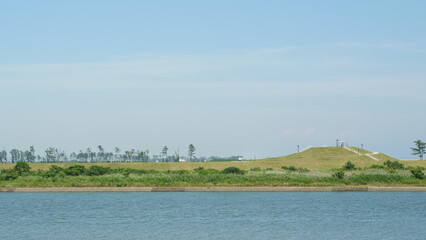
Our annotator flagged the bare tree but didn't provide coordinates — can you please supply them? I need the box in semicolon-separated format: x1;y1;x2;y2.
161;146;168;162
188;144;196;162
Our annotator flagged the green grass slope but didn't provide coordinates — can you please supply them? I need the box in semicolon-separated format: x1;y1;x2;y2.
261;147;378;170
374;153;399;162
347;147;371;154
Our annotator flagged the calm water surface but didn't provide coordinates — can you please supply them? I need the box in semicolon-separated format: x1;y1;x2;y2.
1;192;426;240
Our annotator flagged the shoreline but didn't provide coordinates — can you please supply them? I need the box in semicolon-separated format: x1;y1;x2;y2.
2;186;426;192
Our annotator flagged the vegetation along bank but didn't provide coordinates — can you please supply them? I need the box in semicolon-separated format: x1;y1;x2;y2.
1;160;426;188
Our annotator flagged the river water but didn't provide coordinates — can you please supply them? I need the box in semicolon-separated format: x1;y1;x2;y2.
1;192;426;240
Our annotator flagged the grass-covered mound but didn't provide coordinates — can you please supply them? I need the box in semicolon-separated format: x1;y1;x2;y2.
261;147;379;169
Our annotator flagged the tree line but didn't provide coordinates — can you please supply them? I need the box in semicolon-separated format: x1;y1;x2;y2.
0;144;199;163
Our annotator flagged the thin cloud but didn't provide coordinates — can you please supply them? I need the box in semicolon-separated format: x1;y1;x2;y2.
337;41;425;53
1;45;424;100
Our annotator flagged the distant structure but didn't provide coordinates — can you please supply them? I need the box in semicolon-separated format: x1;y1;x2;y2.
230;156;244;161
336;139;349;147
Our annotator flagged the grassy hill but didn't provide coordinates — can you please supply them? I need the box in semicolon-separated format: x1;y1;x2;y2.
0;146;414;171
259;147;378;170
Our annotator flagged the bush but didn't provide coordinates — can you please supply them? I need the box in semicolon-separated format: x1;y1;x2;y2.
0;170;19;181
0;173;19;181
14;161;31;175
49;165;64;173
250;167;262;172
221;167;245;175
282;166;297;171
86;165;111;176
384;160;405;170
411;168;425;179
343;161;356;170
43;165;64;178
332;170;345;179
64;165;86;176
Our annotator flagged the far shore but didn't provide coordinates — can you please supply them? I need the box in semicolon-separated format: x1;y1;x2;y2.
2;187;426;192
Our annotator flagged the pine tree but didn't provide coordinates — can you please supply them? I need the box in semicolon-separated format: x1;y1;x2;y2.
411;140;426;160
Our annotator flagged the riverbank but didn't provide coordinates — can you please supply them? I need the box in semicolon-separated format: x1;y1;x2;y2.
3;161;426;189
2;186;426;192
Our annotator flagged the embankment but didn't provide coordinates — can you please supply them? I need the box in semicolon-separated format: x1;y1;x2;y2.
2;186;426;192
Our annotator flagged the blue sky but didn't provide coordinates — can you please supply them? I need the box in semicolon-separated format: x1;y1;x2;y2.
1;0;425;159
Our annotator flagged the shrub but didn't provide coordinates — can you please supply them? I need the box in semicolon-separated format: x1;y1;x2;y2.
411;168;425;179
221;167;245;175
43;165;64;178
49;165;64;173
266;168;273;171
64;165;86;176
282;166;297;171
332;170;345;179
14;161;31;175
384;160;405;170
86;165;111;176
343;161;356;170
0;172;19;181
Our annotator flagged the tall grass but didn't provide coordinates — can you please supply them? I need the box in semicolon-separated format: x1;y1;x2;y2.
2;161;426;188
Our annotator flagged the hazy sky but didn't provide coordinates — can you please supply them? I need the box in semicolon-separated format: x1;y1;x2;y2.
1;1;425;159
